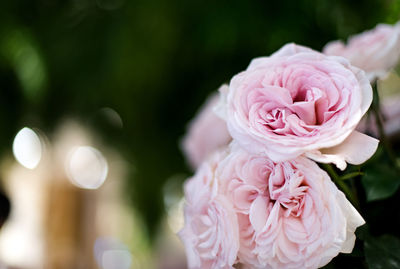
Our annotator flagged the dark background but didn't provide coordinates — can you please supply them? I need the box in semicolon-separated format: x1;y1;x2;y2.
0;0;399;244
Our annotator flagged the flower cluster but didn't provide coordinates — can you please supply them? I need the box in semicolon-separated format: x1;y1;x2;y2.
179;144;364;269
179;22;400;269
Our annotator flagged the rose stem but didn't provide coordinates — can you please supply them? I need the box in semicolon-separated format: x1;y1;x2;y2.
322;163;360;209
340;171;364;180
371;83;398;168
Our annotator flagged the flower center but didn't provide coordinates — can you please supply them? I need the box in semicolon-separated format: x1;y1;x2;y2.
268;164;309;217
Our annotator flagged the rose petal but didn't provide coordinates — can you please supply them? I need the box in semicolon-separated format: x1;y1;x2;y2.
249;195;269;233
214;84;230;120
305;131;379;170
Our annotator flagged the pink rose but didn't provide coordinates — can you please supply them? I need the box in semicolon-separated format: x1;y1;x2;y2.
357;96;400;138
380;94;400;136
217;43;378;170
182;85;231;169
217;144;365;269
323;22;400;81
178;151;240;269
357;73;400;137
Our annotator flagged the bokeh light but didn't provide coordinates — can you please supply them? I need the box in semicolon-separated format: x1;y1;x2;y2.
65;146;108;189
94;237;133;269
12;127;42;169
99;107;124;129
0;1;398;268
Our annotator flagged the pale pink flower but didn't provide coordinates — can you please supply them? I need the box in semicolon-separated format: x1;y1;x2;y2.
380;94;400;136
217;43;378;170
357;96;400;138
179;151;240;269
323;22;400;81
181;85;231;169
217;143;365;269
357;73;400;137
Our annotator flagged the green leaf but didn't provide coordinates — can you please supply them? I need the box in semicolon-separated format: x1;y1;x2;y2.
361;164;400;202
364;235;400;269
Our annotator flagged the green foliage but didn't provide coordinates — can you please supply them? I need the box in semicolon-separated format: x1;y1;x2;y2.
0;0;397;241
362;163;400;201
364;234;400;269
0;28;47;104
385;0;400;23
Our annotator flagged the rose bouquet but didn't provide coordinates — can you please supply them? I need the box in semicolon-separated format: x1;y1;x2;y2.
179;21;400;269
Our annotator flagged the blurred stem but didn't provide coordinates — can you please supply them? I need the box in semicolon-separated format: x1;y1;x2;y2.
340;171;364;180
371;83;398;167
323;164;360;209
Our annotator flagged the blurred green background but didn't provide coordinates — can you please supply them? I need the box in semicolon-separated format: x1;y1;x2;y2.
0;0;399;240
